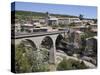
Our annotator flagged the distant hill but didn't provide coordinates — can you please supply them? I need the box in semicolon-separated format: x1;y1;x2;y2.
15;11;46;17
12;10;78;19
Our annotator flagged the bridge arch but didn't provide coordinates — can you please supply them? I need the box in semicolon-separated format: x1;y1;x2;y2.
20;39;37;51
40;36;56;64
40;36;53;49
55;34;64;51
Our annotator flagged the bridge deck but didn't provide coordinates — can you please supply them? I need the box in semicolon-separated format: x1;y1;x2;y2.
12;31;67;39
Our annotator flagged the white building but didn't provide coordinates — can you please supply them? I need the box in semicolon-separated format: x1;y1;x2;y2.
69;18;80;23
48;16;58;25
82;19;94;24
39;18;46;25
11;23;21;33
58;18;81;25
58;18;70;25
21;24;34;32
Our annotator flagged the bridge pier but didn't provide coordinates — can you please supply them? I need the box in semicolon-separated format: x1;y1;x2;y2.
49;39;56;64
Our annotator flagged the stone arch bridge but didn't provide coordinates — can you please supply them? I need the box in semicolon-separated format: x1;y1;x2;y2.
11;31;68;64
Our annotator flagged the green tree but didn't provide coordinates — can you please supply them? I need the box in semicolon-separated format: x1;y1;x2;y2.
93;19;97;24
79;14;83;20
57;58;88;70
15;43;32;73
15;43;50;73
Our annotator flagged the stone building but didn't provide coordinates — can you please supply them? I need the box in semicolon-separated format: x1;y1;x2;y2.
74;30;84;48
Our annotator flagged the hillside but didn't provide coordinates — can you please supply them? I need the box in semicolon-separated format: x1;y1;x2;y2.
12;10;78;19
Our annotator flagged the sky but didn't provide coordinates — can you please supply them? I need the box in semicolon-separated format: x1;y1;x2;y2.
12;2;97;19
